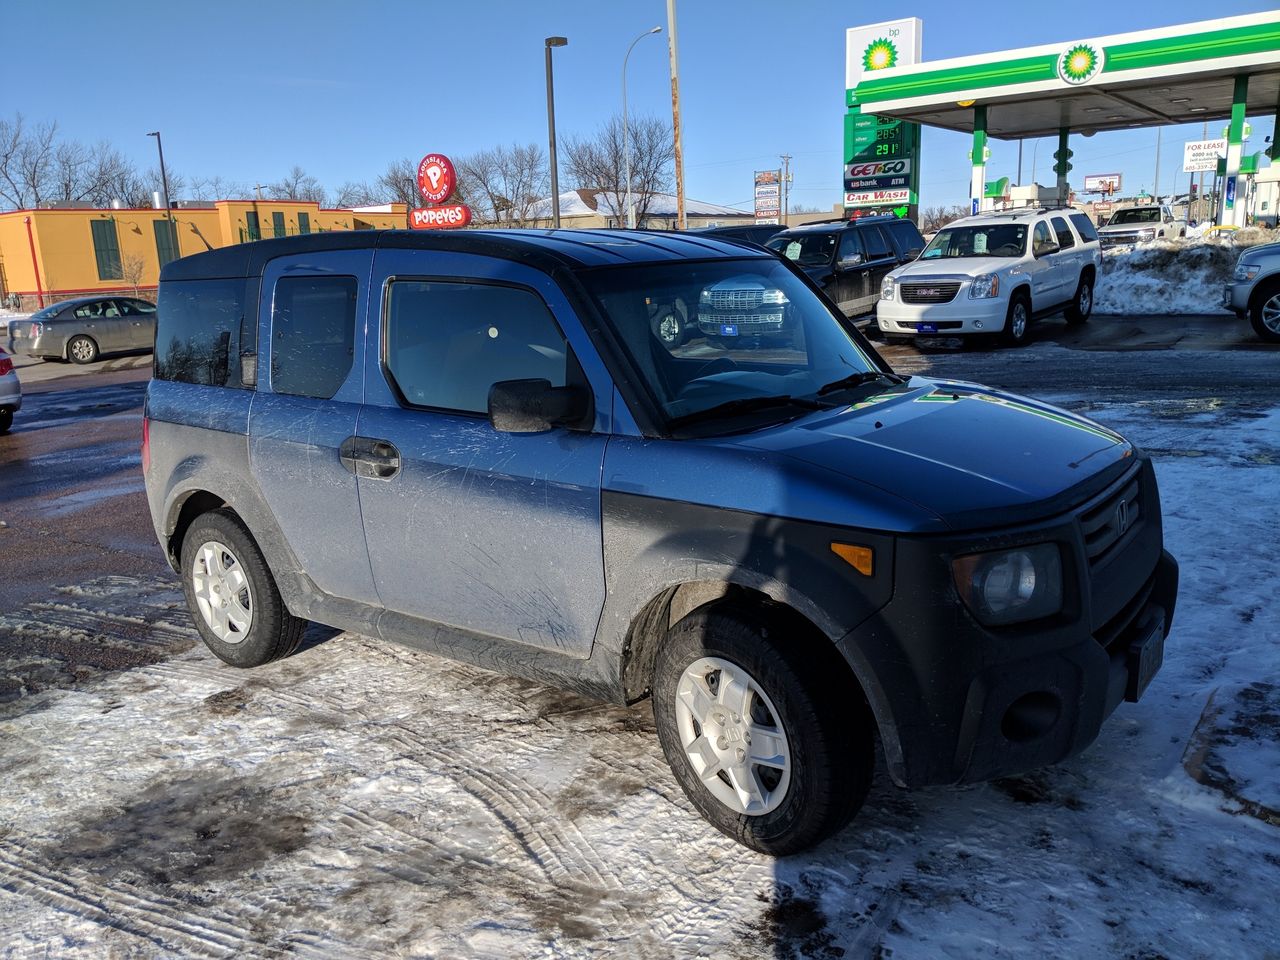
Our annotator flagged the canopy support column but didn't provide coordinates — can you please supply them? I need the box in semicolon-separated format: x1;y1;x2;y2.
970;106;987;214
1223;74;1249;227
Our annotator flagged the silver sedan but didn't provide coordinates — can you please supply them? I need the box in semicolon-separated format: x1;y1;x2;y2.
8;296;156;364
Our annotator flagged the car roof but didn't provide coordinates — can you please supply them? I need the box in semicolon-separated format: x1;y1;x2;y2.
774;215;903;237
160;229;772;282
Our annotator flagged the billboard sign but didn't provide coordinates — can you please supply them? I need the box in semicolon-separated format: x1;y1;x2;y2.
1183;139;1227;173
1083;173;1122;193
755;170;782;221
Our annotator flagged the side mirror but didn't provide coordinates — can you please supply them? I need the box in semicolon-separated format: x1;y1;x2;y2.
488;378;591;433
904;247;923;259
1164;216;1173;223
1035;241;1060;258
837;253;864;269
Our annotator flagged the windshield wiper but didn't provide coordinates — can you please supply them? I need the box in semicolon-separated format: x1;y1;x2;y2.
666;394;826;430
816;370;906;396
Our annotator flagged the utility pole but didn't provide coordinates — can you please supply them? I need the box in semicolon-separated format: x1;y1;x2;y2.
254;183;267;201
666;0;686;230
780;154;792;224
545;36;569;228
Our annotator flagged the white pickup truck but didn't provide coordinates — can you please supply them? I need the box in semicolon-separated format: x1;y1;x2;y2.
1097;204;1187;248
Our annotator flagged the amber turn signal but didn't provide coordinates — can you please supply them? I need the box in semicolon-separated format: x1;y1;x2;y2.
831;542;874;577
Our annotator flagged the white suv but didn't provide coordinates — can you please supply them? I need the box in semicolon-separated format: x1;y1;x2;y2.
877;208;1102;347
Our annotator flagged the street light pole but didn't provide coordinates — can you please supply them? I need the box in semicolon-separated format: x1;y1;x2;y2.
623;26;662;229
545;36;568;229
146;131;174;227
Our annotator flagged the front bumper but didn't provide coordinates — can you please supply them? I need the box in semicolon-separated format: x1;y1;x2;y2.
0;374;20;411
696;308;788;337
835;459;1177;789
1222;279;1253;317
878;294;1008;336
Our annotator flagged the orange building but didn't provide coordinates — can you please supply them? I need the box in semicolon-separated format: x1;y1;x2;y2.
0;200;407;310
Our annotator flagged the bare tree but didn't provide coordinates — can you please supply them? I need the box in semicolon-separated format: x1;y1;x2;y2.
455;143;548;226
189;174;247;202
121;252;146;297
267;165;327;205
561;115;674;226
0;114;58;209
921;204;970;233
377;158;424;208
332;180;383;208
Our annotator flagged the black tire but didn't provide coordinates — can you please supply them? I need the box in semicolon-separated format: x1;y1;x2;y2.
652;605;873;855
67;334;99;364
0;409;12;434
1065;274;1094;326
1002;292;1031;346
1249;281;1280;344
179;509;307;667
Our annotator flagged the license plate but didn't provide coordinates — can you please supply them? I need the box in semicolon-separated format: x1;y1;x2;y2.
719;324;739;336
1125;616;1165;702
917;323;938;334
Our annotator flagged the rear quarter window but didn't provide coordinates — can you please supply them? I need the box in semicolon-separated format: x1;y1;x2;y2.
155;279;248;387
1069;213;1099;243
885;219;925;255
270;275;358;400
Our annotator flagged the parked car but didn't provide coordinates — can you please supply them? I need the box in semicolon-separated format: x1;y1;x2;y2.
0;346;20;433
687;223;788;248
144;230;1177;855
878;207;1102;347
1097;204;1186;247
765;216;924;323
1223;241;1280;342
8;296;156;364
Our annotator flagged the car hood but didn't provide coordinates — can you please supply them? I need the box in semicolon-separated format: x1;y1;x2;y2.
1239;241;1280;264
890;257;1016;281
1097;221;1159;233
725;377;1135;531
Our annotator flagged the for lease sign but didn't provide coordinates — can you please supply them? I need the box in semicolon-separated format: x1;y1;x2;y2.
844;188;911;206
1183;139;1227;173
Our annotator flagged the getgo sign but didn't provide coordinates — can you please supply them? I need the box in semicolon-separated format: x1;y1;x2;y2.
845;158;912;178
411;152;472;230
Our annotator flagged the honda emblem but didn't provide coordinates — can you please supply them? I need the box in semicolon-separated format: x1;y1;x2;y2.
1115;499;1130;535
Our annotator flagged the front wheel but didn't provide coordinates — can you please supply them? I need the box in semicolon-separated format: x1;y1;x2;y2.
180;509;307;667
1065;275;1094;325
1251;282;1280;343
67;335;99;364
1002;294;1031;346
653;606;873;855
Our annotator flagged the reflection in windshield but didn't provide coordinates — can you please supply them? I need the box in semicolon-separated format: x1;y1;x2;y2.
766;232;837;268
922;224;1027;259
1108;209;1162;225
579;258;880;432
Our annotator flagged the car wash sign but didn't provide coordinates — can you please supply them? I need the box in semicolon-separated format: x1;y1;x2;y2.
410;153;472;229
844;18;922;221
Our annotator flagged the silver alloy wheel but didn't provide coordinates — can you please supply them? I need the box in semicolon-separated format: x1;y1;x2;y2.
1011;301;1028;339
190;540;253;643
673;656;792;816
69;337;96;362
658;312;681;345
1262;293;1280;334
1078;282;1092;317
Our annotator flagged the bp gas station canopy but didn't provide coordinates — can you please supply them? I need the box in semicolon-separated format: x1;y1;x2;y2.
847;12;1280;224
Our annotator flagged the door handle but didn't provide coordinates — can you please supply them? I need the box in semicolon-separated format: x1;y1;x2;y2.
339;436;401;480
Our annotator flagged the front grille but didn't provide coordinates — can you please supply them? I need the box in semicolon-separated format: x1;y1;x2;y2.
705;289;764;311
1079;469;1143;567
901;282;961;304
698;312;786;335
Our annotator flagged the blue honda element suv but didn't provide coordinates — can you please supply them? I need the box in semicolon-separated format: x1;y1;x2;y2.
143;230;1178;854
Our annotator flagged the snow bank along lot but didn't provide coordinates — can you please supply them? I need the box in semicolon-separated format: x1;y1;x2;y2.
1094;228;1279;317
2;393;1279;958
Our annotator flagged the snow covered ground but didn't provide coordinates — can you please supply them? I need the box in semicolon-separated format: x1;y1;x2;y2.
1094;229;1278;317
1;391;1278;959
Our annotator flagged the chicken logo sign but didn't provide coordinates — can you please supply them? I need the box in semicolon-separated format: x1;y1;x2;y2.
412;153;473;230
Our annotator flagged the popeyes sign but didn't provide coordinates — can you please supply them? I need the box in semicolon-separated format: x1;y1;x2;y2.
411;153;472;229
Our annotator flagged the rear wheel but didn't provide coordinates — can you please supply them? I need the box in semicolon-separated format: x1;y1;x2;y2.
653;605;873;855
1250;282;1280;343
1065;275;1094;325
67;335;99;364
1002;293;1031;346
180;509;307;667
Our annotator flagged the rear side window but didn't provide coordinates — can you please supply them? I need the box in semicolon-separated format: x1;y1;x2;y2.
884;219;924;256
859;226;893;260
155;279;246;387
270;276;358;399
384;280;568;414
1069;213;1099;242
1051;216;1076;249
837;230;863;262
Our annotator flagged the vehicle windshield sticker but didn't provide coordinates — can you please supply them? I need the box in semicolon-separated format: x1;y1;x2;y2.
783;242;801;260
973;233;988;254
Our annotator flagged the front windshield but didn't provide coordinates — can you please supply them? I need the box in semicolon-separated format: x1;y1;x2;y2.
766;232;837;268
579;259;884;432
1108;208;1161;225
921;224;1027;259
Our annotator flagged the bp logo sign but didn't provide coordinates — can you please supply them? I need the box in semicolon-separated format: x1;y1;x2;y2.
862;38;898;72
1057;43;1104;85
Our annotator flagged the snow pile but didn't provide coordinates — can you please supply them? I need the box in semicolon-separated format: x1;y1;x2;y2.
1095;229;1279;315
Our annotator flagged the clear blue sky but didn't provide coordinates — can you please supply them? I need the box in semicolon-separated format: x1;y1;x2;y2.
4;0;1277;212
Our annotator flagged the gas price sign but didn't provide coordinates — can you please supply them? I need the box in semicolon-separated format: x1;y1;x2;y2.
844;113;920;220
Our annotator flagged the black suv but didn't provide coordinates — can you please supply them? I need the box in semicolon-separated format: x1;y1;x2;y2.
688;223;788;248
767;216;924;322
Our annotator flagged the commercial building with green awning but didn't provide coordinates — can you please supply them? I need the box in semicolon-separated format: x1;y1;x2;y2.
847;12;1280;226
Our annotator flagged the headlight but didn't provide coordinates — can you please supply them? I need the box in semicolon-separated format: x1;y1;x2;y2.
699;289;711;304
761;289;789;305
1138;228;1156;240
968;274;1000;299
1233;263;1261;282
880;277;895;301
952;543;1063;626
